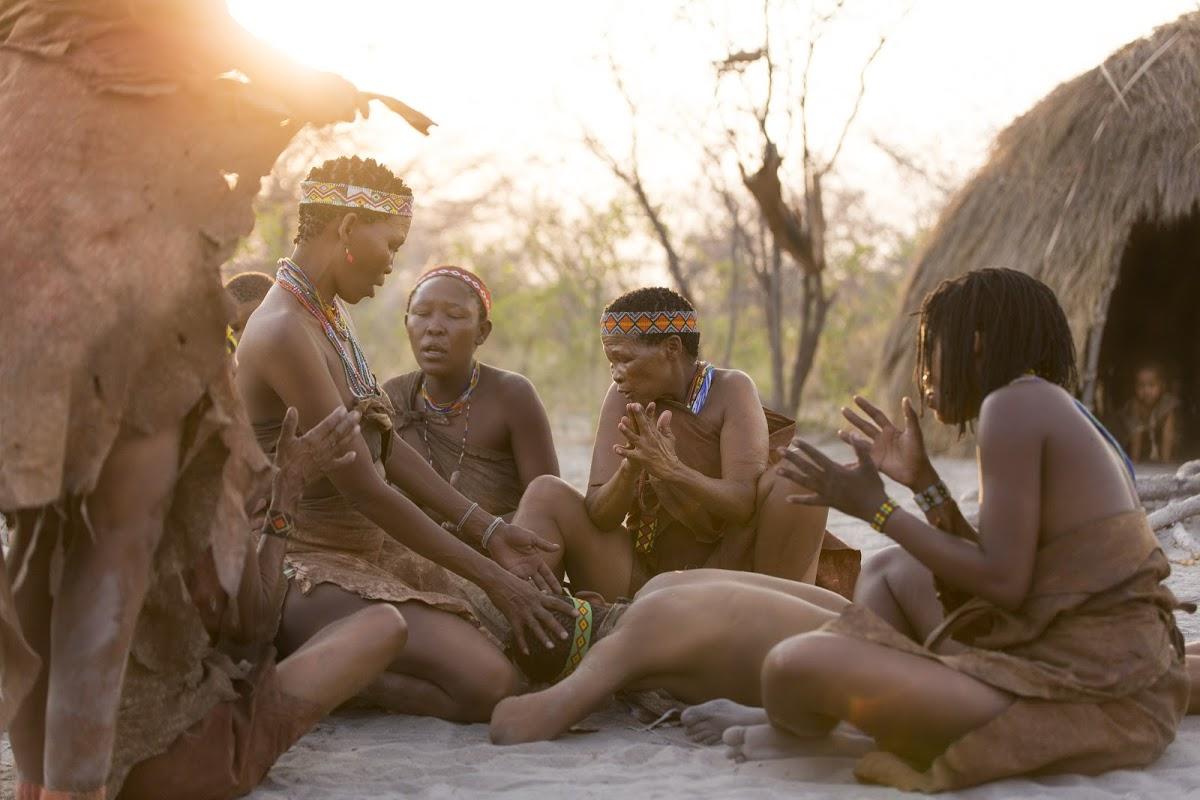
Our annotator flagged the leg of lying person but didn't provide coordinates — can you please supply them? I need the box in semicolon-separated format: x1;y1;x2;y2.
278;582;518;722
725;631;1012;765
490;580;840;744
42;424;182;795
750;468;829;584
637;568;849;612
511;475;634;601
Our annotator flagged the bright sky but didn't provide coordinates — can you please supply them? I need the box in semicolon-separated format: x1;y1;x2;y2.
229;0;1198;234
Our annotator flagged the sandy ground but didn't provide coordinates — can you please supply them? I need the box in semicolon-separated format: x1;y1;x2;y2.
3;444;1198;798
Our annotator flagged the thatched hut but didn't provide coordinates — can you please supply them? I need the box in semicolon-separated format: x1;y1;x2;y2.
878;12;1200;453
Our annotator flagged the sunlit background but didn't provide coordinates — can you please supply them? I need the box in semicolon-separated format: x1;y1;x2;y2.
225;0;1198;437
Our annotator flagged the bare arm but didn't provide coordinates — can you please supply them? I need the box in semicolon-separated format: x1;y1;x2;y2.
1161;408;1179;462
584;384;641;530
252;322;570;650
783;389;1042;610
503;374;561;488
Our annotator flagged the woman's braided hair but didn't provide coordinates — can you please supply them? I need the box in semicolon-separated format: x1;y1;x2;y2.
917;267;1077;430
293;156;412;244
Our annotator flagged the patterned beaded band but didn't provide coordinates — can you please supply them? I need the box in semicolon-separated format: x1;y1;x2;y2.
601;310;698;336
555;595;594;682
411;266;492;317
480;516;504;552
300;180;414;217
263;510;295;540
871;499;899;532
913;480;952;513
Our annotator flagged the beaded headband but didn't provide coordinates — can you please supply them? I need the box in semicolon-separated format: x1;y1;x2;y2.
410;266;492;317
600;310;698;336
300;180;414;217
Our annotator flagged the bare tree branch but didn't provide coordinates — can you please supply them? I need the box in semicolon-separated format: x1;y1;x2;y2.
821;33;888;175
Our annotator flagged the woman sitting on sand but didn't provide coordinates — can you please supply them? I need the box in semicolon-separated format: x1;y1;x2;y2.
511;286;856;602
716;268;1190;791
236;156;575;725
383;266;558;521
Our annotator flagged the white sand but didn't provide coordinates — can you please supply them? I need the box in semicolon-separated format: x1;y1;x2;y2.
244;450;1200;799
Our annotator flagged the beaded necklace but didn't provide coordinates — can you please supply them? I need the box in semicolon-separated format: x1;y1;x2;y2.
276;258;379;399
419;362;481;485
686;361;715;414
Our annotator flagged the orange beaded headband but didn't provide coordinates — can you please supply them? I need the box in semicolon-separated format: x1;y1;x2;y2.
600;310;698;336
300;180;414;217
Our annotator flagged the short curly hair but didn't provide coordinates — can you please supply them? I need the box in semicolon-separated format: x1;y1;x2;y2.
603;286;700;358
224;271;274;304
293;156;413;244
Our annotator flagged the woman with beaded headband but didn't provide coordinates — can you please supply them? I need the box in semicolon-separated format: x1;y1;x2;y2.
235;157;575;724
383;266;559;522
717;269;1189;790
0;2;414;796
512;286;856;603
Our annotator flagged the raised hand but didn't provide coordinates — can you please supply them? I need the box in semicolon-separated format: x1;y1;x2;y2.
487;522;564;595
777;436;889;524
615;402;680;480
840;396;936;490
270;406;360;513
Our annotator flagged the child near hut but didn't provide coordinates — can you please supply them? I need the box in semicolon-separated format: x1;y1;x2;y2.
716;268;1190;791
1122;362;1181;463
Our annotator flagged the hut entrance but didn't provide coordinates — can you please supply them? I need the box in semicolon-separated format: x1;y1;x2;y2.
1096;212;1200;461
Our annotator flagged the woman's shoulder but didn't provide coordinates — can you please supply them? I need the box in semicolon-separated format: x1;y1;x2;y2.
710;366;760;404
380;370;422;411
482;364;543;405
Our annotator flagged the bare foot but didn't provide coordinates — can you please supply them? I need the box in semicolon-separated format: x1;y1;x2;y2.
681;699;768;746
491;692;559;745
724;723;813;762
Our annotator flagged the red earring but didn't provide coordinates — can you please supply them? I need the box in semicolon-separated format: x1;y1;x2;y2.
345;249;355;264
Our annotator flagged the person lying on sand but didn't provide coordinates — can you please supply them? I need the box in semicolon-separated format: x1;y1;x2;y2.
113;405;409;800
489;568;847;745
510;286;857;603
706;268;1190;792
383;266;559;521
236;156;575;725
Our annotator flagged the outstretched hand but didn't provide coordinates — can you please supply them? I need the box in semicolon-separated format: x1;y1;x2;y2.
488;522;564;595
270;406;360;513
278;70;369;126
777;436;888;524
840;396;935;490
615;402;679;480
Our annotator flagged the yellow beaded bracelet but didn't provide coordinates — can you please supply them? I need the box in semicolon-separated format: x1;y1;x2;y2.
871;498;899;532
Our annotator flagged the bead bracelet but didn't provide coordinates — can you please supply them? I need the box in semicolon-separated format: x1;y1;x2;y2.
913;479;952;512
871;498;899;532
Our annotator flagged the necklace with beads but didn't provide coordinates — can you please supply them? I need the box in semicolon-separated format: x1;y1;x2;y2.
276;257;378;399
419;361;480;485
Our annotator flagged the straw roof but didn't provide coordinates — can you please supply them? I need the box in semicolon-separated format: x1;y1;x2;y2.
878;12;1200;430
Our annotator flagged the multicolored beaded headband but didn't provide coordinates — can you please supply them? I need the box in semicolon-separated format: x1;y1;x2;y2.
600;310;698;336
300;180;414;218
409;266;492;317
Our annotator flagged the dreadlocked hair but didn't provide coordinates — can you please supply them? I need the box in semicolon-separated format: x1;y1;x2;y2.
917;268;1077;432
603;286;700;358
293;156;413;244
